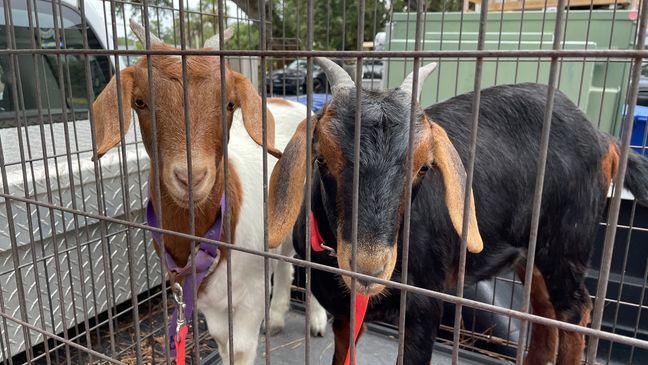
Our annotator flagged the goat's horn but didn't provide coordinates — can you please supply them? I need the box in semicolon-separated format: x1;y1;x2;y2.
129;19;163;47
204;25;235;50
400;62;438;101
314;57;355;95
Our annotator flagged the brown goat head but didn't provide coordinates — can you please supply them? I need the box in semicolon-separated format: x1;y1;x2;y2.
92;20;280;209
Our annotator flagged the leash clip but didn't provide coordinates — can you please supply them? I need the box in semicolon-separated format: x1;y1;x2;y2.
172;282;186;339
320;243;337;257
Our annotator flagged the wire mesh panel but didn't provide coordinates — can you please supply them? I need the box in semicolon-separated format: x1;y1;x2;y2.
0;0;647;364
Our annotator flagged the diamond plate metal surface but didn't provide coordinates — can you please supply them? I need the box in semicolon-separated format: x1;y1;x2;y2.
0;119;161;360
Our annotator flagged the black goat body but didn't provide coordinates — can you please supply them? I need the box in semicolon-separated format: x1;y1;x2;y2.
292;83;648;364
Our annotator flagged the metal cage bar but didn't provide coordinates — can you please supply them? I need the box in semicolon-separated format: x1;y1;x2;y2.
0;1;647;364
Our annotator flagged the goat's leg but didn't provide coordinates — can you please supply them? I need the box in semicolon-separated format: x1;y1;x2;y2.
203;304;262;365
555;286;592;365
516;264;559;365
331;316;366;365
267;259;294;335
537;253;591;365
402;296;441;365
308;294;328;337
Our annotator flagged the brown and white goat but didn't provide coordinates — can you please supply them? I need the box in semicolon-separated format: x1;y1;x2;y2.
92;20;327;364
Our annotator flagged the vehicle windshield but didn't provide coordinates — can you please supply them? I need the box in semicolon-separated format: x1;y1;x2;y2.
0;0;111;126
286;59;321;71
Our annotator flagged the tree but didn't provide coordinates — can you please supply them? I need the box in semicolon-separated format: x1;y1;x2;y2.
122;0;463;51
235;0;463;51
270;0;390;51
391;0;463;12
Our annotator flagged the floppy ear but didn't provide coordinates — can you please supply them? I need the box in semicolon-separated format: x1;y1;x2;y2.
268;119;309;248
92;67;135;160
429;121;484;253
229;70;282;158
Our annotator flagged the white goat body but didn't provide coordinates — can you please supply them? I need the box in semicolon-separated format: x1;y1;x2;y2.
197;99;327;365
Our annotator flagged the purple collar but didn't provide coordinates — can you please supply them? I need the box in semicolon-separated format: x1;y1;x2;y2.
146;194;225;356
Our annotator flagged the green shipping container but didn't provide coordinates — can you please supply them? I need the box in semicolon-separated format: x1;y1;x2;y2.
384;10;638;136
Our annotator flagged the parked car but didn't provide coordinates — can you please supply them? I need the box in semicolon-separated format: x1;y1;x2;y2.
267;59;329;95
638;62;648;107
362;58;383;80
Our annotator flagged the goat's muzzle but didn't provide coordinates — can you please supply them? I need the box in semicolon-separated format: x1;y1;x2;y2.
165;162;215;207
337;241;398;296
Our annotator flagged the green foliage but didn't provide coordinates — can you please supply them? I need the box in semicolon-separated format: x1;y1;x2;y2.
391;0;463;12
226;22;260;50
271;0;390;51
124;0;463;51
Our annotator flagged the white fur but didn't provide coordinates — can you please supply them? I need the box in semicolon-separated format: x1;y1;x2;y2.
196;99;327;365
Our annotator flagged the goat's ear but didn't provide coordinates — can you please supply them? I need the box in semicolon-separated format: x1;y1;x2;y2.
229;70;282;158
429;121;484;253
268;119;308;248
91;67;135;160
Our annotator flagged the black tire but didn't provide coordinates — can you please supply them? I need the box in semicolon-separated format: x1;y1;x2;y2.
313;78;324;93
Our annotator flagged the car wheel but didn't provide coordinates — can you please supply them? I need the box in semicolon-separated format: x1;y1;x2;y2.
313;78;324;93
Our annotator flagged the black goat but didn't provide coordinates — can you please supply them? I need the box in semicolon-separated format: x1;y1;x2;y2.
268;58;648;365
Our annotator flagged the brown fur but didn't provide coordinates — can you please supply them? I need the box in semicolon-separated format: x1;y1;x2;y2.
268;120;309;248
267;107;348;249
411;122;434;177
556;301;592;365
336;240;398;296
316;106;346;177
516;264;559;365
92;41;269;271
92;67;135;158
429;121;483;253
602;142;620;186
151;160;243;267
227;71;281;158
267;97;295;107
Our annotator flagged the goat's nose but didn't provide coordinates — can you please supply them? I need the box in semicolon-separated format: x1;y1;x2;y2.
353;261;386;287
174;167;207;189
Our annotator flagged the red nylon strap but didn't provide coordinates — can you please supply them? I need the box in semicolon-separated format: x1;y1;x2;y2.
310;211;326;252
310;211;369;364
344;294;369;365
175;325;188;365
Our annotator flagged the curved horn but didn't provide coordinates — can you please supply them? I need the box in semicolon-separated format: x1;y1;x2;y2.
400;62;438;101
129;19;163;47
204;26;236;50
314;57;355;95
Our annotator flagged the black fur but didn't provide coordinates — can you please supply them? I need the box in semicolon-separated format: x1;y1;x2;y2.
294;83;648;364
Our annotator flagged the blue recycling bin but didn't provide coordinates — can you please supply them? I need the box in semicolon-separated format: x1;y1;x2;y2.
627;105;648;157
284;93;333;113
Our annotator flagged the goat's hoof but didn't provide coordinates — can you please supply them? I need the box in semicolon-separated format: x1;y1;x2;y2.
262;319;285;336
310;326;325;337
265;324;284;336
263;317;285;336
309;309;328;337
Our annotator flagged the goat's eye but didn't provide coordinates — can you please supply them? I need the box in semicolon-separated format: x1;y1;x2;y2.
418;164;430;177
315;155;326;167
227;102;235;112
134;98;146;109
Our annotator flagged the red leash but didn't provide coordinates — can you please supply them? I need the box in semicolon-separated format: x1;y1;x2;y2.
175;325;188;365
344;294;369;365
310;212;370;365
